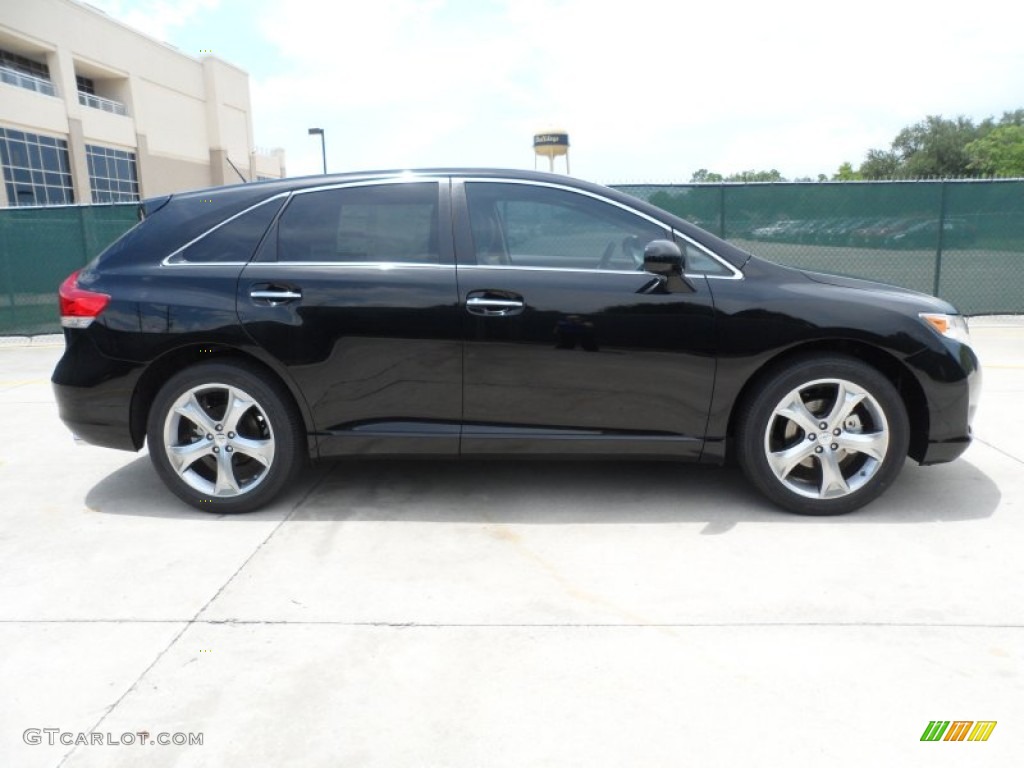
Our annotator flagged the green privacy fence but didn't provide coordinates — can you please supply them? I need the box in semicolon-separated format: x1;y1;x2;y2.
616;179;1024;315
0;204;137;335
1;180;1022;335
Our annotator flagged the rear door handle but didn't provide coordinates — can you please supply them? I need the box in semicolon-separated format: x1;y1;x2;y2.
249;285;302;304
466;294;525;317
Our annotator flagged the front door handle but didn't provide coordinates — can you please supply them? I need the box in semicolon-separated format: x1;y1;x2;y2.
466;294;525;317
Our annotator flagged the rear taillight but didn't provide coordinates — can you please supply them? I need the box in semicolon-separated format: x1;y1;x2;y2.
59;270;110;329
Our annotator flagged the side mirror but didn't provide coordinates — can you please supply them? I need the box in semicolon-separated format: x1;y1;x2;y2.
643;239;684;275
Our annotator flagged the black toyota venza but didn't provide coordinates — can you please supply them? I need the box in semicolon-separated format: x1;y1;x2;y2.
53;169;981;515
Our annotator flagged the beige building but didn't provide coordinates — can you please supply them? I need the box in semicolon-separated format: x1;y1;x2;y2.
0;0;284;207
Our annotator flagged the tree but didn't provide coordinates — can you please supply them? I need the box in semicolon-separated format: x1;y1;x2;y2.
855;111;1024;179
690;168;723;183
891;115;980;177
998;109;1024;127
690;169;786;182
859;149;901;179
832;162;862;181
725;169;786;182
966;124;1024;176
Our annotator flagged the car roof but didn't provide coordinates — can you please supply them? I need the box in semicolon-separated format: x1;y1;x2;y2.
164;168;608;201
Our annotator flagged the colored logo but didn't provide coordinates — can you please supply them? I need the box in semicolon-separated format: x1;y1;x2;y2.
921;721;997;742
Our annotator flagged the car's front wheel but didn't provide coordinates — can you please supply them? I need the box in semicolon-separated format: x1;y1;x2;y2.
146;361;305;513
736;356;910;515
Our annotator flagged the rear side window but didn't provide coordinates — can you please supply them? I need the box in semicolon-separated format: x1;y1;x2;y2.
168;197;285;264
277;182;439;263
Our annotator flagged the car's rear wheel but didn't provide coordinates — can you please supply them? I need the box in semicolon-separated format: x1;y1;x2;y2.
737;356;909;515
147;361;304;513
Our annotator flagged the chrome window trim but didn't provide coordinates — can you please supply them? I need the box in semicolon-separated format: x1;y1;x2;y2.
457;264;646;277
249;261;455;270
159;175;744;279
161;191;292;267
285;175;447;197
460;177;743;280
161;177;448;268
163;261;251;267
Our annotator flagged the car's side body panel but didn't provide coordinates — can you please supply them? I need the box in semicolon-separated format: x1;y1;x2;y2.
237;262;464;456
456;265;716;459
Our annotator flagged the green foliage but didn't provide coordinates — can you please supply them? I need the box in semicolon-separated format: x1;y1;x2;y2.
859;149;901;179
857;110;1024;179
966;125;1024;176
725;169;785;182
997;109;1024;127
892;115;979;177
690;168;723;182
691;169;786;182
833;162;862;181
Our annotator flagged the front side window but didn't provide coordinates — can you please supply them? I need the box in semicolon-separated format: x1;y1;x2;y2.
673;236;734;276
277;182;440;264
465;182;667;270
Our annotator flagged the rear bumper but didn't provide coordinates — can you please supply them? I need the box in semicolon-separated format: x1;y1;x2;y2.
53;381;138;450
51;331;142;452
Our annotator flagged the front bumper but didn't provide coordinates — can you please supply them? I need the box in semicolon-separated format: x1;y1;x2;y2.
919;434;972;465
908;336;981;466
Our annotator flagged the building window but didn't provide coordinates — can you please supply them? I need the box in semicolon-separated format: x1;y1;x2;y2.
76;75;96;95
0;49;50;79
0;128;74;206
86;144;139;203
0;49;55;96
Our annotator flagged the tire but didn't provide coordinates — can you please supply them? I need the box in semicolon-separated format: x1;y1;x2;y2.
146;361;305;513
736;355;909;515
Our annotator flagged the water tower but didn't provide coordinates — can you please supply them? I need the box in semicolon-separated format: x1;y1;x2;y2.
533;128;570;174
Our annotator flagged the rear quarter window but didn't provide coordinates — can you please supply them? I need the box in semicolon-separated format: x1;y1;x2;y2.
167;197;285;264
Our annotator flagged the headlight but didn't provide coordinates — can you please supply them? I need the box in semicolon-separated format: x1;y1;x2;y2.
920;313;972;346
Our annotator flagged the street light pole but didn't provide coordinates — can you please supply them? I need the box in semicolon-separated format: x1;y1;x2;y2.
307;128;326;174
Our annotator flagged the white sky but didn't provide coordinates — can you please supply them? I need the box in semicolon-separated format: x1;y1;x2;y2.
87;0;1024;184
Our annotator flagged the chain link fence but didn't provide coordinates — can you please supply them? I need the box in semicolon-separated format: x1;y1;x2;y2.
0;181;1021;335
616;179;1024;315
0;204;137;335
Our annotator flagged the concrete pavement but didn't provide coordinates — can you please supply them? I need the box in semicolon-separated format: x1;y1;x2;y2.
1;318;1022;766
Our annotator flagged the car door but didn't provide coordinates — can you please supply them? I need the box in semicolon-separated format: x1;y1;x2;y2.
454;178;718;458
237;178;462;456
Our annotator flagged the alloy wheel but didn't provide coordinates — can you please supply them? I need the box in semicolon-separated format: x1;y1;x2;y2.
162;382;276;497
763;378;890;500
